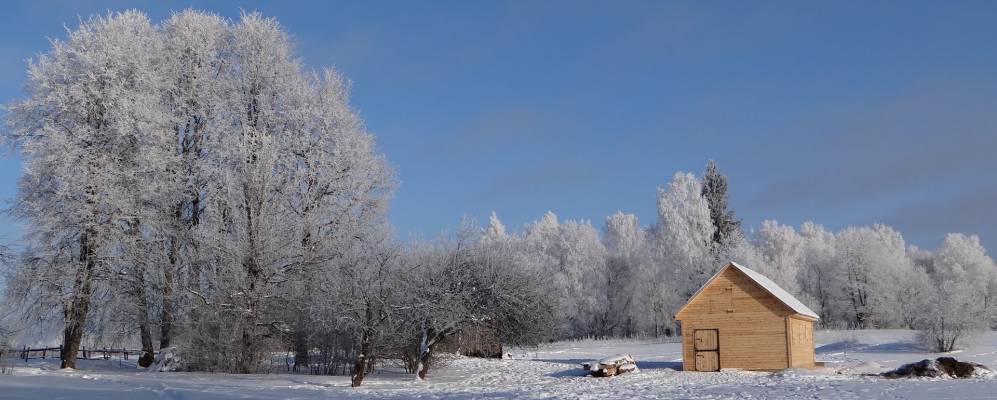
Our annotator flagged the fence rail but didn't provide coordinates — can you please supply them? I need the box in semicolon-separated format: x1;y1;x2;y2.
17;345;154;362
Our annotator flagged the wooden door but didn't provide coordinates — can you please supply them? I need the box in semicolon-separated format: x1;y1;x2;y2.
694;329;719;371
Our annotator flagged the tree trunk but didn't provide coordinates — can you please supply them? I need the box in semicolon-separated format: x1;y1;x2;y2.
351;301;378;387
161;216;180;350
134;255;155;367
62;230;97;369
240;316;255;373
137;290;155;368
160;263;174;349
414;321;443;380
126;221;156;368
239;203;262;374
351;331;372;387
416;346;432;380
239;257;260;374
292;230;315;373
293;324;309;372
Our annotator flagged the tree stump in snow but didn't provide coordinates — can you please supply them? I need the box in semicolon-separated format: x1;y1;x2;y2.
581;354;638;377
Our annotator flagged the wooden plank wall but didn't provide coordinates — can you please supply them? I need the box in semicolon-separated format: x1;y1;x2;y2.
788;316;815;368
678;267;793;371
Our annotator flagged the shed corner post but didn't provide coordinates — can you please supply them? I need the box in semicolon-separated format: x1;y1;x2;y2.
784;316;793;368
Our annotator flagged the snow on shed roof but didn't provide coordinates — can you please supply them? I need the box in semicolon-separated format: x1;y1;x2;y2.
677;261;819;320
729;262;819;319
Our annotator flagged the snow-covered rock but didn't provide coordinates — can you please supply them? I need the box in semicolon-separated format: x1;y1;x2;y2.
883;357;993;379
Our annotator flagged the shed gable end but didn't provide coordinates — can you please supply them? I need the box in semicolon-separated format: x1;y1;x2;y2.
675;266;792;320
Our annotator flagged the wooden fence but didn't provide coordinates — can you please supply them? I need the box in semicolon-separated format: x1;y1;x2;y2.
17;345;153;362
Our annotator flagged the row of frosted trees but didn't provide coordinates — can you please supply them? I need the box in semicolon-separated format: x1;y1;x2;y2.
484;161;997;351
0;10;553;385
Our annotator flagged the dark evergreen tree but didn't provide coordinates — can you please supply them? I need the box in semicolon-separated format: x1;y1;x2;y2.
701;160;742;247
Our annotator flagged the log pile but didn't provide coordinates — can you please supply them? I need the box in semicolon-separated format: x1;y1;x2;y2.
581;354;638;377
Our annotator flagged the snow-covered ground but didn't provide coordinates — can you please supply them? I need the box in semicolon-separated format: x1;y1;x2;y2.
1;330;996;399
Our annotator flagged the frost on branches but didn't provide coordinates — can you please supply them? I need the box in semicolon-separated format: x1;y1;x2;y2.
2;12;551;384
4;10;393;376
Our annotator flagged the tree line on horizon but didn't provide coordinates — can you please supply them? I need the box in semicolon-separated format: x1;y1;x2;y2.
483;160;996;353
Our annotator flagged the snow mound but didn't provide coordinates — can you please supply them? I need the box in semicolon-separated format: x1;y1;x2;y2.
149;347;180;372
772;367;834;378
837;361;887;375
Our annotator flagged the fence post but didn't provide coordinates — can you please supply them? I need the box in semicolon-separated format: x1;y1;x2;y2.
59;345;63;362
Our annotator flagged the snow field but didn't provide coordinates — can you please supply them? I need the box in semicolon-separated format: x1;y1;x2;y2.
1;330;996;399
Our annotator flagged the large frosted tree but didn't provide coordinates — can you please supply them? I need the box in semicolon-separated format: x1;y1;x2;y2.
4;10;395;373
156;9;230;354
917;233;997;350
653;172;716;298
602;212;650;336
830;225;912;327
5;11;166;368
645;172;716;335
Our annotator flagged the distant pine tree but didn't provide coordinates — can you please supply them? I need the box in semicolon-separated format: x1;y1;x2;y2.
701;160;742;248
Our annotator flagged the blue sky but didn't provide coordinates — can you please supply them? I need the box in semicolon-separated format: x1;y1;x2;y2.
2;1;997;252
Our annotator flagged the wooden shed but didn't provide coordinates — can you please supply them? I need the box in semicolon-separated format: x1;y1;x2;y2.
674;261;819;372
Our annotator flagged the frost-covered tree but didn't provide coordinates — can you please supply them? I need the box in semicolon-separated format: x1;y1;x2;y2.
520;212;607;337
653;172;716;298
401;225;553;380
753;220;803;294
484;211;507;239
895;264;933;330
918;280;982;352
831;225;912;327
602;212;648;336
314;233;401;387
555;219;608;336
5;10;395;373
643;172;716;336
932;234;996;290
156;9;230;353
916;234;997;350
5;11;165;368
278;68;394;372
796;221;837;324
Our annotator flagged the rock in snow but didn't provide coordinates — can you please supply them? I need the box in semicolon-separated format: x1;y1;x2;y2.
882;357;993;379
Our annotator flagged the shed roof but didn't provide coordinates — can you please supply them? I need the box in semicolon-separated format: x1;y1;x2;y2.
676;261;819;320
